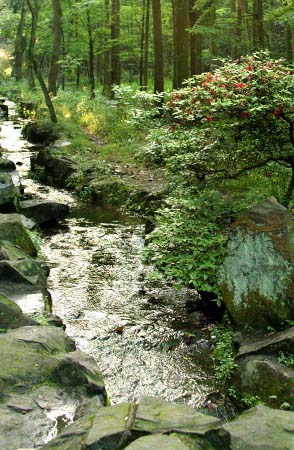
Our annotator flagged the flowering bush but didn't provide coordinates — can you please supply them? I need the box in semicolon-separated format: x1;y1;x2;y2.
142;51;294;203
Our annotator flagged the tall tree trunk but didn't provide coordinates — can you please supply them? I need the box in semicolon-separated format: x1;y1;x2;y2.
139;0;146;88
26;0;39;89
48;0;62;96
143;0;150;89
253;0;264;50
173;0;190;88
26;0;57;123
14;1;26;81
110;0;121;91
103;0;111;94
229;0;237;58
151;0;164;94
87;10;95;99
189;0;202;75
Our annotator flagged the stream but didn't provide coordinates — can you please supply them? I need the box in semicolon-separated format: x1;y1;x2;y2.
1;100;219;412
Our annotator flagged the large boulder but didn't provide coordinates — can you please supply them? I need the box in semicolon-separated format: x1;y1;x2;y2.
31;150;77;188
219;197;294;329
0;293;39;329
19;200;69;225
206;405;294;450
125;435;191;450
0;241;48;287
0;157;16;171
0;173;18;212
236;327;294;359
0;213;37;256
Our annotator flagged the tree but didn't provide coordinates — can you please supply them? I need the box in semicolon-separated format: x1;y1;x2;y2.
48;0;62;96
173;0;190;88
110;0;121;90
151;0;164;93
189;0;202;75
253;0;264;50
14;0;26;81
145;52;294;204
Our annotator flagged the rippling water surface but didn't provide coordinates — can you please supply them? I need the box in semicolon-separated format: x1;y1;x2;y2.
1;101;219;409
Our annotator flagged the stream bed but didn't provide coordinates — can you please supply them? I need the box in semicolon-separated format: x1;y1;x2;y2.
1;100;219;411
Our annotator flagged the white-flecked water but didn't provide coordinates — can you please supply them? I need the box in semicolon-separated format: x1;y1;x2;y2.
0;100;219;411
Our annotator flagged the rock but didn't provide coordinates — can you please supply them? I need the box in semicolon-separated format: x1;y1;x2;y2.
0;173;18;212
86;403;133;450
235;355;294;408
53;350;106;395
237;327;294;359
41;414;94;450
125;434;190;450
0;213;37;256
19;200;69;225
22;122;59;145
0;282;48;314
31;150;77;188
206;405;294;450
220;198;294;330
0;293;39;329
4;326;76;355
44;313;66;329
0;241;48;287
0;157;16;171
133;397;221;436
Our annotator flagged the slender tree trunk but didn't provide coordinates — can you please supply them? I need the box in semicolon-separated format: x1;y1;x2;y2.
173;0;190;88
48;0;62;96
139;0;146;88
110;0;121;91
26;0;57;123
143;0;150;89
189;0;202;75
229;0;237;57
14;1;26;81
151;0;164;94
26;0;39;89
87;10;95;99
253;0;264;50
103;0;111;94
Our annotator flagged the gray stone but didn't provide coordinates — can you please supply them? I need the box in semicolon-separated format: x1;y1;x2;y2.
237;327;294;359
0;213;37;256
125;434;190;450
0;172;18;211
0;157;16;171
133;397;221;436
19;200;69;225
0;241;48;287
0;293;39;329
53;350;105;395
207;405;294;450
31;150;77;188
220;198;294;330
86;403;133;450
236;355;294;407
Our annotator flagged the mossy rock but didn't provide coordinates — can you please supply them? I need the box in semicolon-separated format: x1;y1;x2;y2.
0;214;37;256
0;293;39;329
22;121;60;145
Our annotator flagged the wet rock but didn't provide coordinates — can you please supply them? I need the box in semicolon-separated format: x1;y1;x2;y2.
0;213;37;256
44;313;66;330
125;434;190;450
220;198;294;330
0;241;48;287
31;150;77;188
53;350;106;395
0;293;39;329
133;396;221;436
0;157;16;171
206;405;294;450
22;122;59;145
236;327;294;359
19;200;69;225
0;173;18;212
86;403;133;450
0;282;48;314
235;355;294;408
41;413;94;450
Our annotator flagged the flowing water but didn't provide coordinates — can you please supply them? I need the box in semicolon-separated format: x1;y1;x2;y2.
1;100;219;411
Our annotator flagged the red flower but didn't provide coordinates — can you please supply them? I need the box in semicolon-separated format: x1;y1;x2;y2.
240;111;250;119
273;107;283;116
202;82;208;89
191;98;196;104
235;82;244;89
206;115;212;122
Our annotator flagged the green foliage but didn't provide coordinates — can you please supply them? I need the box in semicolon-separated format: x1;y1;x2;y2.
228;386;262;409
211;326;237;383
277;352;294;368
144;188;230;298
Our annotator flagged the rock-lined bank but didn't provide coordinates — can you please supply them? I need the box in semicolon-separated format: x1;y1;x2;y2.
1;101;294;448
